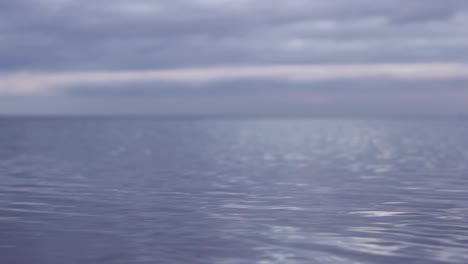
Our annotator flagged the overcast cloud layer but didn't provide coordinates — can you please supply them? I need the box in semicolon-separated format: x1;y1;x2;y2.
1;0;468;115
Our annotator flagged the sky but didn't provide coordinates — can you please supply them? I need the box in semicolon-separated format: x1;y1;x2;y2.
1;0;468;116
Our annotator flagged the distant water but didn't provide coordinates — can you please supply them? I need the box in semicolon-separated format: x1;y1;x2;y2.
1;117;468;264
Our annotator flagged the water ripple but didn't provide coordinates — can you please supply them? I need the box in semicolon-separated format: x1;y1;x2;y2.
1;118;468;263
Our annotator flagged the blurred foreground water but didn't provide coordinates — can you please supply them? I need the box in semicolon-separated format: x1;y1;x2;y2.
1;117;468;264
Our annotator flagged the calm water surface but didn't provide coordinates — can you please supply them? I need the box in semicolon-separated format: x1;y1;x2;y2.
1;118;468;263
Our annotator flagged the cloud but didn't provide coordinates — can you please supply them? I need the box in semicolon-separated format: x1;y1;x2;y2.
1;62;467;116
1;0;468;115
1;86;467;116
1;0;468;72
2;63;468;95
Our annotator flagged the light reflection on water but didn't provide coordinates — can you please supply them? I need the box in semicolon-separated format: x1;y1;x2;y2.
1;118;468;263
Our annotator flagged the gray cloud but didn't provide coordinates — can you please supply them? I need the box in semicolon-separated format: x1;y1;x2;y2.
61;77;468;98
1;0;468;72
1;0;468;116
29;77;464;116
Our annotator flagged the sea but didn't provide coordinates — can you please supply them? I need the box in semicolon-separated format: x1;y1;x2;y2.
1;117;467;264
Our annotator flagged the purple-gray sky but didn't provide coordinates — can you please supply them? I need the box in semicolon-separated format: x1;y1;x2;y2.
1;0;468;115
